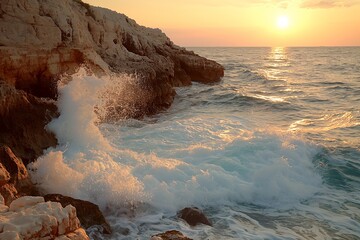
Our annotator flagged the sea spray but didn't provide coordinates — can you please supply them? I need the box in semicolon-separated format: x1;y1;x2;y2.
29;69;147;208
25;47;360;239
29;68;323;213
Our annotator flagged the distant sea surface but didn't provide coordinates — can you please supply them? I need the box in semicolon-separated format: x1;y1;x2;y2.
31;47;360;239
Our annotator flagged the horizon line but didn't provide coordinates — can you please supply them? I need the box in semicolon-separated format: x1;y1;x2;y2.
184;45;360;48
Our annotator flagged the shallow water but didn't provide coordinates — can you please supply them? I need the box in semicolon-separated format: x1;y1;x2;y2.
30;47;360;239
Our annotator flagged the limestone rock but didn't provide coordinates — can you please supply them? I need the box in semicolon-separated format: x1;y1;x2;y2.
44;194;111;234
0;0;224;119
0;196;89;239
9;196;44;211
178;207;212;227
150;230;193;240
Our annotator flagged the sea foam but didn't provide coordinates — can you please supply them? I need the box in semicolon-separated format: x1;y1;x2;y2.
29;68;323;214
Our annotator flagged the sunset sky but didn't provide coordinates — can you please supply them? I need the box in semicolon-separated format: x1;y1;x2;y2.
84;0;360;47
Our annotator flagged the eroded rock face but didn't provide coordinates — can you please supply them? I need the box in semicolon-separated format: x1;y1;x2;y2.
0;146;35;205
178;207;212;227
44;194;111;234
0;82;58;164
0;195;89;240
0;0;224;119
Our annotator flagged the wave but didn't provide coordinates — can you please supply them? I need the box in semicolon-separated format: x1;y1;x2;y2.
28;69;323;214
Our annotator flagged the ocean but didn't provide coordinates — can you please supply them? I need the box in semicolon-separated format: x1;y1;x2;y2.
29;47;360;239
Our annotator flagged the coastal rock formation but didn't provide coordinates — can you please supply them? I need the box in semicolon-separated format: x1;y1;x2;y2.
178;207;212;227
44;194;111;234
0;82;58;164
0;146;35;205
150;230;193;240
0;195;89;240
0;0;224;119
0;0;224;238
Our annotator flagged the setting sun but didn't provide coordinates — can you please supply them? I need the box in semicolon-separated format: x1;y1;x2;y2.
277;15;289;29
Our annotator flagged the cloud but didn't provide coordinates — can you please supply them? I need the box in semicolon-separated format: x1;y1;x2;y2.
300;0;360;8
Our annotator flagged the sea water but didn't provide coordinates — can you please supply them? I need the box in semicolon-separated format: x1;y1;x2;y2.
29;47;360;239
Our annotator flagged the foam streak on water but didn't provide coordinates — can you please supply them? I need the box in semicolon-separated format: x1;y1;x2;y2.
30;47;360;239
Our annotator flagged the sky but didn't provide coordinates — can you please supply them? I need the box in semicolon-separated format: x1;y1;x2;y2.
83;0;360;47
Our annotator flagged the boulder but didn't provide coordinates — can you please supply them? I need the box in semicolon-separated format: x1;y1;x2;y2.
0;196;89;239
44;194;111;234
150;230;192;240
178;207;212;227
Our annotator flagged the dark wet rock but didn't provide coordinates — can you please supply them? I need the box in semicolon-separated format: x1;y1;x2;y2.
178;207;212;227
0;82;58;165
150;230;193;240
44;194;111;234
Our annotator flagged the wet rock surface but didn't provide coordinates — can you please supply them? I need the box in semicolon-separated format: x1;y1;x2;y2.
44;194;112;234
178;207;212;227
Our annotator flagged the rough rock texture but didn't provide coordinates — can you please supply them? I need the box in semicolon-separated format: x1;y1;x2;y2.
0;0;223;118
0;195;89;240
178;207;212;227
0;82;58;164
0;1;223;238
44;194;111;234
0;146;35;205
150;230;193;240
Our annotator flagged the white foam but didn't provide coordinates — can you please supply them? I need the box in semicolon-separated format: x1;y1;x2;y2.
29;68;322;216
29;69;146;208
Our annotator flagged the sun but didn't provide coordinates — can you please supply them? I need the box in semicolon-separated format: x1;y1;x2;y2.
277;15;289;29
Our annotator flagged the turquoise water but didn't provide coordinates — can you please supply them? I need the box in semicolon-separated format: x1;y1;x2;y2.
31;47;360;239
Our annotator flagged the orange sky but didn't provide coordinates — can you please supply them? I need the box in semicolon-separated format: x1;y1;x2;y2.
84;0;360;47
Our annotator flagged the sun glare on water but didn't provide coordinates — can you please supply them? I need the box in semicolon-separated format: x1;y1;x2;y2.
277;15;289;29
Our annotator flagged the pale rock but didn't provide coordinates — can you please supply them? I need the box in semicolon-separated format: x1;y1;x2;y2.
0;0;224;120
0;196;88;239
9;196;44;211
55;228;90;240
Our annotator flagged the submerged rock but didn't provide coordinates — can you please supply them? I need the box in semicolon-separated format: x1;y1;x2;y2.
178;207;212;227
44;194;111;234
150;230;193;240
0;195;89;239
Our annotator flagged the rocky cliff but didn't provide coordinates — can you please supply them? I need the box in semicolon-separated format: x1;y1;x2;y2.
0;0;223;161
0;0;223;105
0;0;224;238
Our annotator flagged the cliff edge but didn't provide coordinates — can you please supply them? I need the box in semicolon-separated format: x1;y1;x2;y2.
0;1;224;238
0;0;224;162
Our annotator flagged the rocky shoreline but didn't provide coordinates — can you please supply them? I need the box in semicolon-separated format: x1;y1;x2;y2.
0;0;223;238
